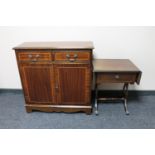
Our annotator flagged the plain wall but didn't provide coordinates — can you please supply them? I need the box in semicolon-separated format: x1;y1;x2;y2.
0;26;155;90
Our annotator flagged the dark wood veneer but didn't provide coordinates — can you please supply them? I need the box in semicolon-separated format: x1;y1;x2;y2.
14;42;93;114
93;59;142;115
54;64;91;105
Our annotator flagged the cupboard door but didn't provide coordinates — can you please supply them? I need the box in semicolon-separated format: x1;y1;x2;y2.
54;64;92;105
19;63;54;104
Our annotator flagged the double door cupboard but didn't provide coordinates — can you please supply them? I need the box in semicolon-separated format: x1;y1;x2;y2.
14;42;94;114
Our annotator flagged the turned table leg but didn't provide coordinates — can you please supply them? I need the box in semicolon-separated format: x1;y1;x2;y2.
94;74;99;115
94;82;99;115
123;83;130;115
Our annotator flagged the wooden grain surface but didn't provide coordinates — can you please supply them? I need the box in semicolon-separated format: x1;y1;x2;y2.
13;41;94;50
15;46;93;114
93;59;141;72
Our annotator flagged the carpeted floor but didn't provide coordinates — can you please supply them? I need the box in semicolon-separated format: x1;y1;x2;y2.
0;91;155;129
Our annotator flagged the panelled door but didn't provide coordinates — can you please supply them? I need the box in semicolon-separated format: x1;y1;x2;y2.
54;64;92;105
19;63;55;104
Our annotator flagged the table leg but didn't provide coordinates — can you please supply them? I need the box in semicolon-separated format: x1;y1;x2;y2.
94;83;99;115
123;83;130;115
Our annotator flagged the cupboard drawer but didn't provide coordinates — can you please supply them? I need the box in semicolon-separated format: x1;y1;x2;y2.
54;51;91;62
97;72;137;83
18;52;52;61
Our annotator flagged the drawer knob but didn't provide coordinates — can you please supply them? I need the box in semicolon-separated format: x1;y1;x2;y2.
74;54;78;58
66;54;70;58
36;54;40;58
69;58;76;62
66;53;78;62
55;83;59;91
28;54;32;58
115;75;120;79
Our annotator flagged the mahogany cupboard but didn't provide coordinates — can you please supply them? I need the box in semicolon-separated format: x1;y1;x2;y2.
14;42;94;114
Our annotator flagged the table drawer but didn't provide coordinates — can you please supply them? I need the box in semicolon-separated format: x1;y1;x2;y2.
54;50;91;62
18;52;52;61
97;72;137;83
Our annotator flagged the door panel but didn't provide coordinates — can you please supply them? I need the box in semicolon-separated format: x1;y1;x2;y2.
55;64;91;105
20;64;54;104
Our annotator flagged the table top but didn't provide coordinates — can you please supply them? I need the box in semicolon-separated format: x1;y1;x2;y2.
13;41;94;50
93;59;141;72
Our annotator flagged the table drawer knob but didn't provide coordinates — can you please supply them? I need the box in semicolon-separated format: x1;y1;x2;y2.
36;54;40;58
115;75;120;79
28;54;32;58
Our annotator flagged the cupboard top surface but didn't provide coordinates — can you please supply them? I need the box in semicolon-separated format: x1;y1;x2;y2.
93;59;141;72
13;41;94;50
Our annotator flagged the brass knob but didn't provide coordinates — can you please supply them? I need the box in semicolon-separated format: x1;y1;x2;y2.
28;54;32;58
66;53;77;62
55;83;59;91
69;58;75;62
66;54;70;58
115;74;120;79
74;54;78;58
36;54;40;58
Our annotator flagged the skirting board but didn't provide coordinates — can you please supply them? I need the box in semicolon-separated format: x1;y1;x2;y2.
0;89;155;96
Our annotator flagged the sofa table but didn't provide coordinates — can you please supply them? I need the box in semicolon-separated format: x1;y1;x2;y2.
93;59;142;115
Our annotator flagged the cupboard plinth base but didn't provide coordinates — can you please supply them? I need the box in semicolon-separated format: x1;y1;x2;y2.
26;107;32;113
25;105;92;114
